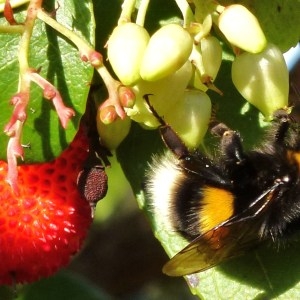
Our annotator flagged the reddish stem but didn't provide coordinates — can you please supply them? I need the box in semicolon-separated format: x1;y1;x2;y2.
28;71;75;128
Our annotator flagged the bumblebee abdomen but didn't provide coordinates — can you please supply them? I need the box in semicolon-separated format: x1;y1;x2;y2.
199;187;235;232
146;151;236;241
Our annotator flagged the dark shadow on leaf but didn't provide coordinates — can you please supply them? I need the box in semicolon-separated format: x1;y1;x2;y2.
93;0;122;54
34;0;83;160
144;0;182;34
216;240;300;298
73;2;93;44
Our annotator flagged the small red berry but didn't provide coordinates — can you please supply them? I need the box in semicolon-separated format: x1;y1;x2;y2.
0;129;93;285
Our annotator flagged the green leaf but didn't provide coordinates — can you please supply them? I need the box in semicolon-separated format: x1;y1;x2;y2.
0;0;95;162
15;270;113;300
253;0;300;52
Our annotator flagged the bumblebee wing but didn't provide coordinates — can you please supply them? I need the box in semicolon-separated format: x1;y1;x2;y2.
163;220;258;276
163;182;281;277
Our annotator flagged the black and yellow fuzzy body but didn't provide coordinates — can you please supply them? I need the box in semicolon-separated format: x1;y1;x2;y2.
145;100;300;277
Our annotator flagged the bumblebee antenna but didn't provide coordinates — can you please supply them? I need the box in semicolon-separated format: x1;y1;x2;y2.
143;94;167;126
143;94;189;158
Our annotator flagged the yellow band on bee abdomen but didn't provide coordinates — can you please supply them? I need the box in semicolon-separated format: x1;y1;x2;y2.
199;187;234;233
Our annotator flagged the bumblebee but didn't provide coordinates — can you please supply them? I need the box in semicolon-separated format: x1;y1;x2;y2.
145;96;300;277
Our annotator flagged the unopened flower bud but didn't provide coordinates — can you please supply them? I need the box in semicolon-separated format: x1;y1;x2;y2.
97;114;131;150
107;23;150;85
200;36;222;81
232;44;289;118
218;4;267;53
140;24;193;81
165;90;211;149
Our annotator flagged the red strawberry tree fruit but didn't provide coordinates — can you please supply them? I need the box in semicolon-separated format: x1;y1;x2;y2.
0;0;115;288
0;126;93;285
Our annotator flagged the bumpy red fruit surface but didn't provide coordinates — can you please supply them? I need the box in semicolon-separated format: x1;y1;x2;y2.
0;128;92;285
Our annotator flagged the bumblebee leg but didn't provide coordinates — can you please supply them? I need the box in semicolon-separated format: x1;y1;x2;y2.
272;115;291;145
211;123;245;164
143;94;190;159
